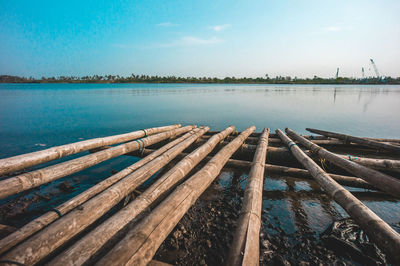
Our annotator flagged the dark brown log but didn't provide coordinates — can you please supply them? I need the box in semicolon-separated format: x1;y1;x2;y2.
0;128;201;255
96;126;256;266
277;129;400;262
0;127;209;265
286;128;400;198
0;124;181;176
228;128;269;266
306;128;400;154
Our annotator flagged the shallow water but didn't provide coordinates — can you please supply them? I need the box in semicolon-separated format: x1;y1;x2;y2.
0;83;399;264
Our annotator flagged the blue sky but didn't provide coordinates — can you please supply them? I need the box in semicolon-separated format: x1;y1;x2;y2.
1;0;399;78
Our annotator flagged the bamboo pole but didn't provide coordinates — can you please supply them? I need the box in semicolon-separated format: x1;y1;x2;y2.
51;126;235;266
0;124;181;176
136;148;376;190
96;126;256;266
0;125;194;200
0;127;209;265
228;128;269;266
276;129;400;262
0;128;201;255
286;128;400;198
306;128;400;154
335;154;400;173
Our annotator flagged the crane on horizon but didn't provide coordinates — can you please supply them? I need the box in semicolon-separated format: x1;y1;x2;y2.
335;67;339;79
370;59;381;78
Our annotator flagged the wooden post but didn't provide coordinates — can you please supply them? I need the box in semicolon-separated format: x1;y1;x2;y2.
0;125;194;200
285;128;400;198
306;128;400;154
0;128;201;255
228;128;269;266
276;129;400;263
0;124;181;176
0;127;209;265
96;126;256;266
50;126;235;265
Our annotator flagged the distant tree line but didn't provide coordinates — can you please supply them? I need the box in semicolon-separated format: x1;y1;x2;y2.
1;74;399;84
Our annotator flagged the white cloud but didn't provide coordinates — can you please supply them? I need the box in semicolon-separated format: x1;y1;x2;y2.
157;36;223;47
211;24;231;32
156;22;179;27
325;26;342;32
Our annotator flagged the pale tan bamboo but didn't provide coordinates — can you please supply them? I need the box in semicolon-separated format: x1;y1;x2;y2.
228;128;269;266
0;128;201;256
0;124;180;176
306;128;400;154
286;128;400;198
96;126;255;266
336;154;400;173
0;127;208;265
0;125;194;200
136;148;376;190
51;126;235;266
276;129;400;262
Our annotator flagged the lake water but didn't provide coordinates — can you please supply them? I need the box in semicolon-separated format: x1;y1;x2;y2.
0;83;399;263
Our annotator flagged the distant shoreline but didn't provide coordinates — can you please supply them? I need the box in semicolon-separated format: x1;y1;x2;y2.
1;75;399;85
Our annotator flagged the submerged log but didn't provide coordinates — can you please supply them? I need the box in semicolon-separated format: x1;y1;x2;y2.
0;127;209;265
0;125;194;200
228;128;269;266
136;148;376;190
0;128;201;255
306;128;400;154
276;129;400;262
286;128;400;198
96;126;256;266
0;124;181;176
50;126;235;265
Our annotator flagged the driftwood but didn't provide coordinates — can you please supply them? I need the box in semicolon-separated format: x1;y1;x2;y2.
136;148;376;190
96;126;256;266
0;124;181;176
0;127;209;265
50;126;235;265
286;128;400;198
306;128;400;154
228;128;269;266
0;125;194;200
0;128;201;255
276;129;400;262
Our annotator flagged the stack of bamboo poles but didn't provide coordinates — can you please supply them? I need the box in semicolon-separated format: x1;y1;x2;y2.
0;125;399;265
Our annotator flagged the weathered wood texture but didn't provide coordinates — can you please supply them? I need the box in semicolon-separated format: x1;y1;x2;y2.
0;125;194;200
286;128;400;198
0;128;201;255
137;149;375;190
306;128;400;154
96;126;256;266
228;128;269;266
276;129;400;263
0;124;181;176
0;127;209;265
50;126;235;265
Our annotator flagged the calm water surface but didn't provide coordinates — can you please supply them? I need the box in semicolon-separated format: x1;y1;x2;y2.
1;83;399;157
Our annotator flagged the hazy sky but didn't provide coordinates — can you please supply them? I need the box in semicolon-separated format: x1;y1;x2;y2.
1;0;399;78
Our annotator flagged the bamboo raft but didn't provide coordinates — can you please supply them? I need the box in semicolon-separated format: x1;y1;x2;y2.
0;124;399;265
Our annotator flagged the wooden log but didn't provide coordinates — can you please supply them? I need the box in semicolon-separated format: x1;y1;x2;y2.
50;126;235;265
0;125;194;200
228;128;269;266
96;126;256;266
0;124;181;176
286;128;400;198
136;148;376;190
0;128;201;255
276;129;400;262
0;127;209;265
335;154;400;173
306;128;400;154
